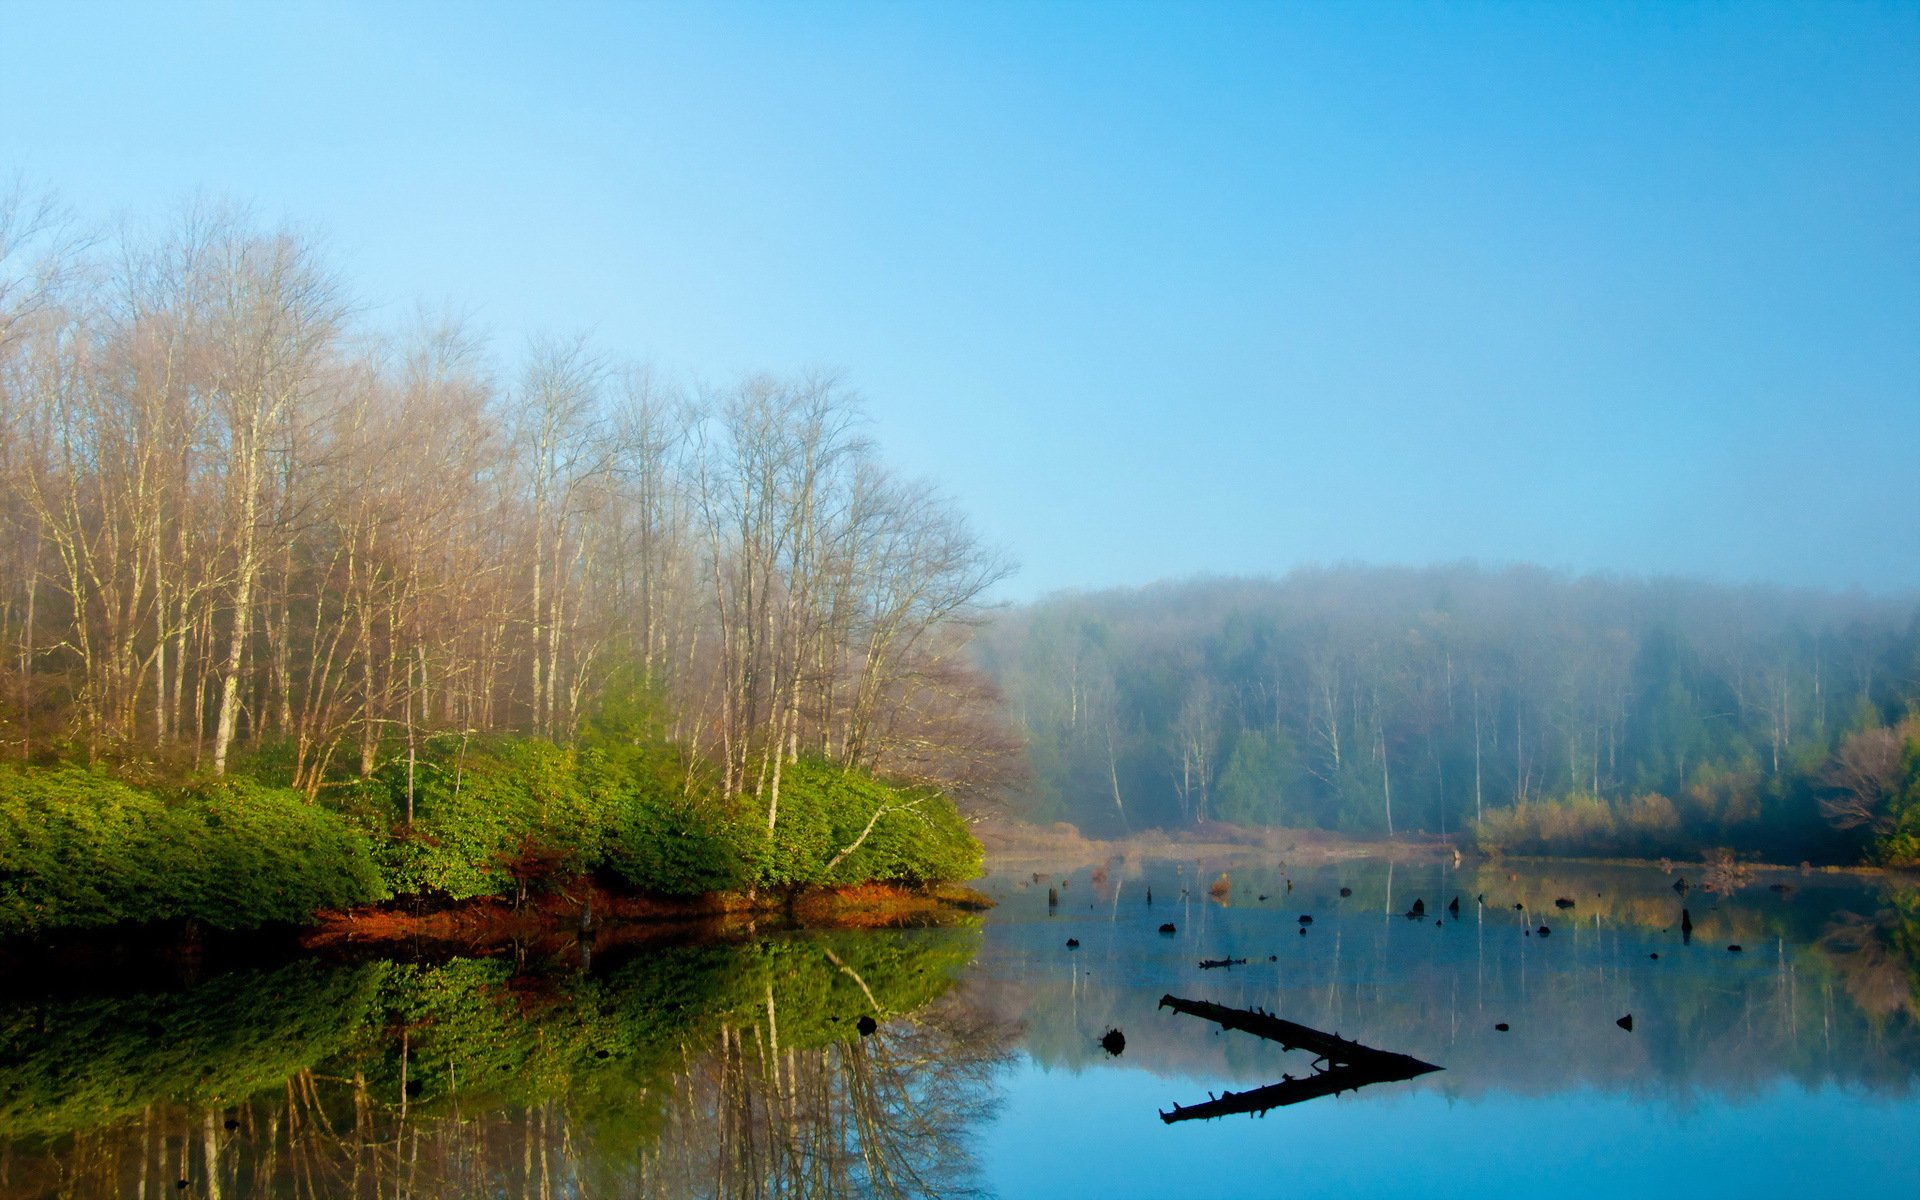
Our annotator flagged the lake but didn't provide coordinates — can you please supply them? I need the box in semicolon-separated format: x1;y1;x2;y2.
2;858;1916;1198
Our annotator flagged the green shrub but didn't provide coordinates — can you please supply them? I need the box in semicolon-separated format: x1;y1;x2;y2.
0;766;384;934
1878;736;1920;868
166;777;388;925
361;737;619;901
759;759;982;888
578;731;749;895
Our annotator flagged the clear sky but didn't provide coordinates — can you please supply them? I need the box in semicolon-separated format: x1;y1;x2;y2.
4;1;1917;598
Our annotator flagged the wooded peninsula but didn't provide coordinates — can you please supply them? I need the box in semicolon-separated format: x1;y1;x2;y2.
0;197;1004;936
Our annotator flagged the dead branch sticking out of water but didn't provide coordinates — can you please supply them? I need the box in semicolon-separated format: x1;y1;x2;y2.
1156;995;1441;1122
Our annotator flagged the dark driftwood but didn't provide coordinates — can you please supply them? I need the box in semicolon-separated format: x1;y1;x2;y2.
1156;995;1441;1123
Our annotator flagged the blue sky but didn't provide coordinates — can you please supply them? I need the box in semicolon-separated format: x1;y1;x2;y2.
4;1;1916;598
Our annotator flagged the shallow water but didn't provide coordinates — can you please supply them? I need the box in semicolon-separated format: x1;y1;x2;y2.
1;859;1915;1198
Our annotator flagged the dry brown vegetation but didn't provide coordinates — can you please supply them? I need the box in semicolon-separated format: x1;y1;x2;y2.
0;188;1015;822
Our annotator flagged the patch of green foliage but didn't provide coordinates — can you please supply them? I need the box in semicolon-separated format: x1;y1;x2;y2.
349;736;621;901
0;767;386;934
1877;736;1920;868
3;682;982;934
752;758;982;888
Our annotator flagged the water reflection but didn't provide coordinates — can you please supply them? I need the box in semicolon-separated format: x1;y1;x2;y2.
0;924;1013;1199
3;866;1918;1199
975;863;1920;1105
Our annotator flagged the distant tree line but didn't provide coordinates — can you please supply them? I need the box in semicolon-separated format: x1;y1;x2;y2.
0;186;1008;919
978;567;1920;863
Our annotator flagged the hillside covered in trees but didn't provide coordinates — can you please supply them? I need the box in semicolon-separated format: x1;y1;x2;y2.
978;568;1920;864
0;190;1008;930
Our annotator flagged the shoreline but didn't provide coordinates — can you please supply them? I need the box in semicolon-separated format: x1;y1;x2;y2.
0;880;994;978
298;879;994;954
972;818;1920;882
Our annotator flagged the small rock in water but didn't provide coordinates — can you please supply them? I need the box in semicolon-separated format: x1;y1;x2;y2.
1649;952;1660;960
1297;914;1314;925
1513;902;1525;911
1299;927;1308;936
1065;938;1080;949
1673;877;1690;894
1554;897;1576;909
1258;894;1269;901
1100;1028;1126;1056
1408;898;1426;918
1727;944;1743;953
1617;1014;1634;1032
1494;1023;1511;1032
1158;922;1177;934
1537;925;1551;936
857;1015;879;1037
1339;887;1353;897
1448;897;1461;916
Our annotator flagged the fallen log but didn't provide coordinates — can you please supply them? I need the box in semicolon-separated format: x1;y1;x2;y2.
1156;995;1441;1122
1159;1054;1441;1123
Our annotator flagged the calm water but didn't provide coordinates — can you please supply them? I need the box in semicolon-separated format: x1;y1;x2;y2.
2;859;1916;1198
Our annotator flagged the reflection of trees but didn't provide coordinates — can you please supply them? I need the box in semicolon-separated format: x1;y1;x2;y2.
1819;889;1920;1022
993;862;1920;1103
0;928;1015;1199
636;984;1013;1198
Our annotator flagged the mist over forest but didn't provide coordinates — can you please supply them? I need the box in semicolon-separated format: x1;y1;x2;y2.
977;566;1920;863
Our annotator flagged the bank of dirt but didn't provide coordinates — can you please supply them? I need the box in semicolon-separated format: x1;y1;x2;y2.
299;880;993;956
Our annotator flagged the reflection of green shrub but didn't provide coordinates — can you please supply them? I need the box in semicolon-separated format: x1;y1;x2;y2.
0;961;387;1137
0;767;385;934
0;924;982;1142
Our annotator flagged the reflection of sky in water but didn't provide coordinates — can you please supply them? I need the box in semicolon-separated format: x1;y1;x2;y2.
981;1063;1918;1200
968;860;1920;1199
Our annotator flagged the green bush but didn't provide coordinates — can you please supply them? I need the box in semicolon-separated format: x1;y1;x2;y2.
758;759;982;888
357;737;619;901
0;766;384;934
2;734;985;935
577;728;750;896
1878;736;1920;867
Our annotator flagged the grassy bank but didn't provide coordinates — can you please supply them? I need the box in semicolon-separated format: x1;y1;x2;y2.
0;734;983;939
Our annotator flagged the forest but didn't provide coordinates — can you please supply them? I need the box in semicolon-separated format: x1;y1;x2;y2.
978;567;1920;864
0;189;1007;931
